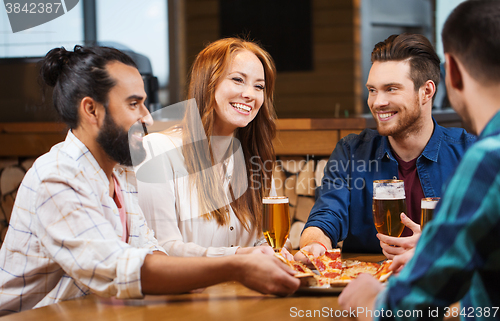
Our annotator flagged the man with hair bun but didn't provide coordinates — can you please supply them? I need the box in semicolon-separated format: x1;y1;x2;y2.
0;45;299;316
340;1;500;319
296;33;475;263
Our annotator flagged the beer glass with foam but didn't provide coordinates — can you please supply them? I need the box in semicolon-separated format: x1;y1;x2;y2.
372;180;407;237
262;196;290;251
421;197;440;229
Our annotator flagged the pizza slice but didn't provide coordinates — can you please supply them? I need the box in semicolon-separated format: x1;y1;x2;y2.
274;252;289;265
303;249;342;279
373;260;393;282
341;260;381;278
304;274;331;288
325;260;380;286
329;260;393;286
289;261;316;278
274;252;315;278
298;248;315;263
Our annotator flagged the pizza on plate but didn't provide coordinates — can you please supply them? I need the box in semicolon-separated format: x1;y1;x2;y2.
276;249;393;288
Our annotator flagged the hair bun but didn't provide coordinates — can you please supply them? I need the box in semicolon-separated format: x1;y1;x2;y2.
40;47;73;87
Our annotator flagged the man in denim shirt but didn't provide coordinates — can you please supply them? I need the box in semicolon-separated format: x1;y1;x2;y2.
340;1;500;318
295;34;475;260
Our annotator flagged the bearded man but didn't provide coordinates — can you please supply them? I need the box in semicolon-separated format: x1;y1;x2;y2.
0;45;299;315
295;34;475;262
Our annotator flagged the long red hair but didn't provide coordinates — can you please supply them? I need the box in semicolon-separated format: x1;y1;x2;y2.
182;38;277;232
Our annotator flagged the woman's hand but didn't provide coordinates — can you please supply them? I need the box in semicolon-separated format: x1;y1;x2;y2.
236;245;275;256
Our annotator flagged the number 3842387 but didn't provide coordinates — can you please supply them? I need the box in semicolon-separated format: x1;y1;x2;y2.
5;3;62;14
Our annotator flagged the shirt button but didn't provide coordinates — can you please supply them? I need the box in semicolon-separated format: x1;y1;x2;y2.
227;174;232;180
230;226;234;231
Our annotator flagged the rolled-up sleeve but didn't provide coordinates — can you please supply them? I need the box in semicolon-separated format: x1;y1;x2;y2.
114;247;152;298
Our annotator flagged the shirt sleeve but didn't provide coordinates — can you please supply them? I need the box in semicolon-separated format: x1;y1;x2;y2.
304;139;352;245
34;169;152;299
375;142;500;320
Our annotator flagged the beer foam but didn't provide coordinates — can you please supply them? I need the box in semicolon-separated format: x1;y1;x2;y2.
373;181;405;199
373;196;406;200
421;199;439;209
263;197;289;204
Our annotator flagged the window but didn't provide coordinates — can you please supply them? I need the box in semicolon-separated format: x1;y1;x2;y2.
435;0;466;61
1;1;169;108
0;3;83;57
96;0;169;89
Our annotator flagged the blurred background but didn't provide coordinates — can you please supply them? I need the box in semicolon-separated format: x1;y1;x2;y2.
1;0;466;120
0;0;469;246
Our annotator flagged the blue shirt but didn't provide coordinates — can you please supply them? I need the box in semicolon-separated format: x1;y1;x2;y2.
376;110;500;320
304;119;476;253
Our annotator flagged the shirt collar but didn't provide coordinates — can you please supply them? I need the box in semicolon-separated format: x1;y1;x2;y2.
62;130;110;186
375;118;441;162
376;135;393;160
478;110;500;139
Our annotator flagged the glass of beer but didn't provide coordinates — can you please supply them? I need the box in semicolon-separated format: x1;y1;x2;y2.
262;196;290;252
421;197;440;229
372;180;407;237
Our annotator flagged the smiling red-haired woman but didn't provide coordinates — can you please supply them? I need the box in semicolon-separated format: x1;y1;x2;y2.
138;38;280;257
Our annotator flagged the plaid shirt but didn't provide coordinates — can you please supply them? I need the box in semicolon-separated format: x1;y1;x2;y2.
0;131;164;315
376;111;500;320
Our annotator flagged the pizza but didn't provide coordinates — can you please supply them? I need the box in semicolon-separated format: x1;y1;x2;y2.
328;259;390;287
277;249;393;288
373;259;393;282
301;248;342;279
274;253;315;278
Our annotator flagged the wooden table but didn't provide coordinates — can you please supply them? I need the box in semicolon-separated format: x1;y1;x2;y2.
0;254;384;321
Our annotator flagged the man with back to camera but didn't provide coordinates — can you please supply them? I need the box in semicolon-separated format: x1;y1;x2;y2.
0;45;299;316
295;33;475;263
339;1;500;319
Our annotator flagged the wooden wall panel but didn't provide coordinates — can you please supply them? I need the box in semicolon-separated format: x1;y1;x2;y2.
186;0;219;70
315;0;354;9
0;134;65;157
185;0;218;17
274;95;355;119
314;9;355;26
275;74;354;95
273;130;339;156
185;0;359;118
315;26;354;43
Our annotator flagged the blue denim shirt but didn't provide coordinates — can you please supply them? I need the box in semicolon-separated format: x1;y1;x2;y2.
304;119;476;253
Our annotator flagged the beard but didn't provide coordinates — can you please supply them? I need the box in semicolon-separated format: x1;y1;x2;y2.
96;112;147;167
375;95;422;138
